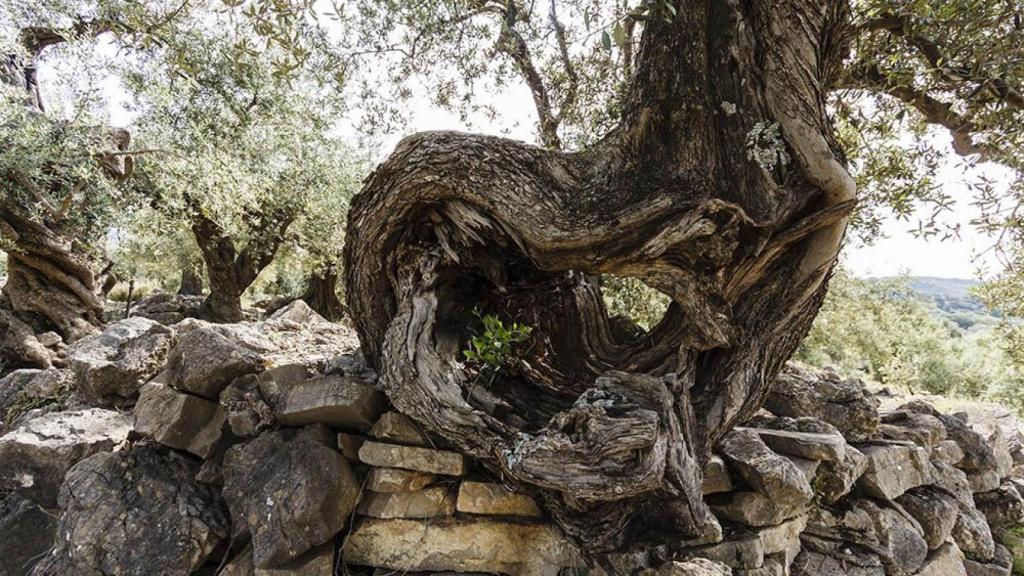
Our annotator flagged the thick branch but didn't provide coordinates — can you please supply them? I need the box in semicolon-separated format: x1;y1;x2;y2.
496;1;562;149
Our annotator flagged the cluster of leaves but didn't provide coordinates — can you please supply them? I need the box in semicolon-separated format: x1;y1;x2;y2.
796;270;1024;410
462;310;533;379
102;6;366;298
601;275;669;330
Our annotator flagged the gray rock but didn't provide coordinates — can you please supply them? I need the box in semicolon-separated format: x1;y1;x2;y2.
271;373;384;430
953;503;996;562
974;481;1024;532
0;494;57;576
30;445;228;576
896;486;960;550
746;426;846;462
791;534;885;576
934;461;975;504
752;514;807;559
69;317;175;404
765;364;879;441
968;469;1002;493
899;401;999;473
0;408;131;507
690;532;764;569
877;410;947;449
167;326;264;399
813;445;868;504
933;439;966;466
916;543;967;576
367;467;436;493
708;490;804;527
718;429;813;511
962;544;1012;576
0;369;72;433
804;498;928;576
256;543;335;576
223;427;359;568
856;441;934;500
133;382;226;458
220;373;276;437
336;432;366;461
702;455;734;495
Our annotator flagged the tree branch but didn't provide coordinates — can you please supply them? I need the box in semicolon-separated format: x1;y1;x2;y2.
496;0;562;149
548;0;579;127
858;12;1024;110
841;64;999;159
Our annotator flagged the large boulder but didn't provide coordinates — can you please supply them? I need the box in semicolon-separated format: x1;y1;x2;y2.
803;498;928;576
876;410;947;449
855;441;934;500
0;408;132;507
717;429;813;514
0;494;58;576
813;445;868;504
68;317;175;405
974;481;1024;532
166;325;264;399
222;426;359;568
133;381;226;458
899;401;999;473
30;445;229;575
792;534;885;576
267;373;384;431
895;486;960;550
916;542;967;576
962;544;1013;576
764;364;879;441
0;368;73;433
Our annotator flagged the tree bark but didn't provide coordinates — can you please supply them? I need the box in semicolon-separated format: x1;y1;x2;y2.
302;267;345;321
0;206;105;342
344;0;855;562
178;257;204;296
0;20;130;361
189;198;294;323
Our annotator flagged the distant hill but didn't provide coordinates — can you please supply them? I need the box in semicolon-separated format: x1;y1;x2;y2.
875;276;996;330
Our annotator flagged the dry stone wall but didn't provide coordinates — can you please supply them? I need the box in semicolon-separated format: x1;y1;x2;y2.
2;302;1024;576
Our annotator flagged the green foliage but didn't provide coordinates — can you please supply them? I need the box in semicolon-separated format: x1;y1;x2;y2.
601;275;669;330
462;311;533;378
797;270;1024;408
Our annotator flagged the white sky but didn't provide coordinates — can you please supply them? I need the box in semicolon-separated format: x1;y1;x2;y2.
80;37;1011;282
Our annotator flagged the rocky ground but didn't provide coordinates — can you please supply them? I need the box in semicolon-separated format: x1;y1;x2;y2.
2;298;1024;576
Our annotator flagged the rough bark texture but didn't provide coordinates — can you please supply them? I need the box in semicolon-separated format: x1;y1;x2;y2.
189;201;294;323
302;267;346;321
345;0;855;561
1;22;132;368
178;257;204;296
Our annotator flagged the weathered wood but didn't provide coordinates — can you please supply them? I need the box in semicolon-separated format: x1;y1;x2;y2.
343;0;855;561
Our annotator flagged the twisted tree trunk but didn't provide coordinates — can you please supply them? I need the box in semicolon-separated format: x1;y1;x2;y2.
190;199;294;323
0;21;130;366
302;266;345;321
0;206;105;343
345;0;854;563
178;256;204;296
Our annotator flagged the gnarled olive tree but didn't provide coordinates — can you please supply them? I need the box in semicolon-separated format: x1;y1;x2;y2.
1;22;132;369
346;0;854;559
